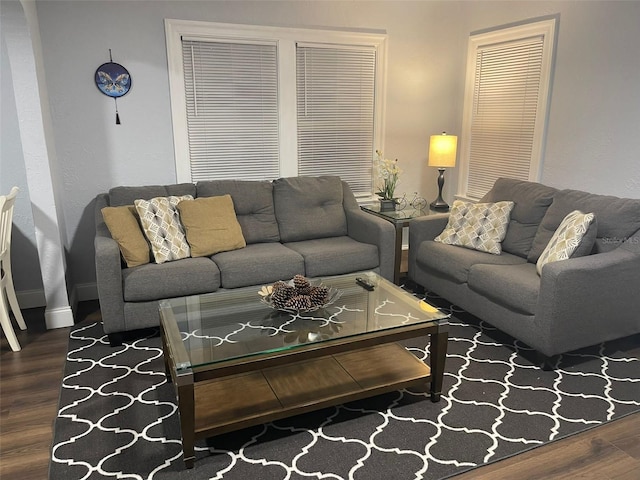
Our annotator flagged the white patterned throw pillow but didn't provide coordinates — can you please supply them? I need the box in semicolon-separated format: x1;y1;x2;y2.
135;195;193;264
435;200;515;254
536;210;596;275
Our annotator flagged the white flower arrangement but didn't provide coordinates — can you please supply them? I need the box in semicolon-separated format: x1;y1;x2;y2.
374;150;402;201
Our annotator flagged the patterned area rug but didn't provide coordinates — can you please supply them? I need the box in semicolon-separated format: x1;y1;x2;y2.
50;293;640;480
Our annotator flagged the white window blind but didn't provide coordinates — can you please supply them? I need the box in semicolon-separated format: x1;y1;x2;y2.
182;39;280;181
467;37;544;198
459;18;556;200
296;44;376;196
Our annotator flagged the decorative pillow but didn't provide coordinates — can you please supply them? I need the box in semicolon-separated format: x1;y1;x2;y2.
134;195;193;264
536;210;596;275
177;195;246;257
101;205;150;268
435;200;515;255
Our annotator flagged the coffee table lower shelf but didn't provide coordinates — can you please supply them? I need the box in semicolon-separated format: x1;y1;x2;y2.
179;343;431;467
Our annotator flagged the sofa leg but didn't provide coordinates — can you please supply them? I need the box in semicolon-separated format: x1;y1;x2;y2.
108;332;124;347
536;352;556;371
412;282;425;295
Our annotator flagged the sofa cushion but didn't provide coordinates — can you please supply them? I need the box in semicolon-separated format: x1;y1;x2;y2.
468;263;540;315
435;200;514;254
528;189;640;261
122;257;220;302
416;240;527;284
284;236;379;277
212;243;305;289
135;195;193;264
109;183;196;207
480;178;557;258
536;210;596;275
273;176;347;242
101;205;151;267
196;180;280;244
177;195;246;257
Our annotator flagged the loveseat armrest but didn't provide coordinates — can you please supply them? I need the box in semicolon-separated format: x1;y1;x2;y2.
345;208;395;281
408;214;449;278
536;240;640;356
95;222;126;335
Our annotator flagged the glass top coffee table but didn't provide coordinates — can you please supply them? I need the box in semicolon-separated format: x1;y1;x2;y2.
159;271;449;468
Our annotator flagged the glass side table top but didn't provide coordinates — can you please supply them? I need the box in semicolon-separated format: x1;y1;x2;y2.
159;272;449;372
360;204;427;223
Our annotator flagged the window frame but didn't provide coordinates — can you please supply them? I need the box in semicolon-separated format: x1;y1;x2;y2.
165;19;387;193
457;18;557;201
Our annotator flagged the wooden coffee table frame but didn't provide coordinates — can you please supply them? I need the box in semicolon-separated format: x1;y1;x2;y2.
160;310;448;469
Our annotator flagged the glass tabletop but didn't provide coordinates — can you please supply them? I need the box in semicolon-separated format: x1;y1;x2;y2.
360;204;427;223
159;272;449;372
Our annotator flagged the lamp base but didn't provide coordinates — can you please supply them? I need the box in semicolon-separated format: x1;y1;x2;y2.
429;199;450;211
430;168;450;211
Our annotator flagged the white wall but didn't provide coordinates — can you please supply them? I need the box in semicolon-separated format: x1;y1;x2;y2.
0;29;45;297
3;0;639;299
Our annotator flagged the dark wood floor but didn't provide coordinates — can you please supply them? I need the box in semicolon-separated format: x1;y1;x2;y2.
1;301;638;480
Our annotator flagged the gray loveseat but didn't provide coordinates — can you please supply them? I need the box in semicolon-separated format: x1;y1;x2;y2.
95;176;395;345
408;177;640;364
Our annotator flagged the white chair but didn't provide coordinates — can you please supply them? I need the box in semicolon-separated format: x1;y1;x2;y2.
0;187;27;351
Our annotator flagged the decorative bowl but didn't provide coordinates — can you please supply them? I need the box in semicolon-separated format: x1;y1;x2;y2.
258;276;343;314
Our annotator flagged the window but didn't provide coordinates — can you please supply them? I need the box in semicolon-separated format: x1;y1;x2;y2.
458;18;557;200
296;44;377;195
181;39;280;181
165;20;387;197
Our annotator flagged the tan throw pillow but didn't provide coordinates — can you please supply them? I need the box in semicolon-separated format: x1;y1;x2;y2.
536;210;596;275
101;205;150;268
435;200;515;255
177;195;246;257
134;195;193;264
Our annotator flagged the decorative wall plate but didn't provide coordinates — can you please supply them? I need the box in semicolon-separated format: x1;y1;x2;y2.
95;62;131;98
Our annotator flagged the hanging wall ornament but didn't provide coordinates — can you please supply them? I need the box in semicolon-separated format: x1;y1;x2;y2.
94;49;131;124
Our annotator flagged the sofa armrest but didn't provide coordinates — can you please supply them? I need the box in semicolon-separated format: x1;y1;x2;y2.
408;214;449;277
95;223;126;335
345;209;395;281
535;244;640;356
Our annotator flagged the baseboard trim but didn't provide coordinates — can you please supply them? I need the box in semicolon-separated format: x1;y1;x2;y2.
45;306;74;329
75;282;98;302
16;289;46;309
17;283;98;310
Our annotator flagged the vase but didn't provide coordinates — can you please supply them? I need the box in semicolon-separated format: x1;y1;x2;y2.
379;199;396;211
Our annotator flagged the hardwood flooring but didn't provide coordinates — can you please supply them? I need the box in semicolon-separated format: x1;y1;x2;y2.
1;300;638;479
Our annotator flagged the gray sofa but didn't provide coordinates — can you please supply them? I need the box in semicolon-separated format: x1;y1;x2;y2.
95;176;395;345
408;177;640;364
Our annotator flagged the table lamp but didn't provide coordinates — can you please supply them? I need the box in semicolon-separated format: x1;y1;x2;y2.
428;132;457;210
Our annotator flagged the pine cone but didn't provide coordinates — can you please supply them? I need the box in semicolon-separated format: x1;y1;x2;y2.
272;280;288;292
293;274;311;290
271;285;296;308
285;294;312;310
309;286;329;306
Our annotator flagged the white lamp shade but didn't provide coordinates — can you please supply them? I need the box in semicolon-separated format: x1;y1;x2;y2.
428;133;458;168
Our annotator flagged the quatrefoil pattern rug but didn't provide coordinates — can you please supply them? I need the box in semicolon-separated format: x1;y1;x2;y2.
50;293;640;480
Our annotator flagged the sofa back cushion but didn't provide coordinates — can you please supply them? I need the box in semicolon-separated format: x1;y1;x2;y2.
480;178;556;258
196;180;280;244
108;183;196;206
528;189;640;261
273;176;347;242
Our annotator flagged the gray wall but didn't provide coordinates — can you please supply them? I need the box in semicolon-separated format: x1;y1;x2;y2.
462;0;640;195
3;0;640;299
